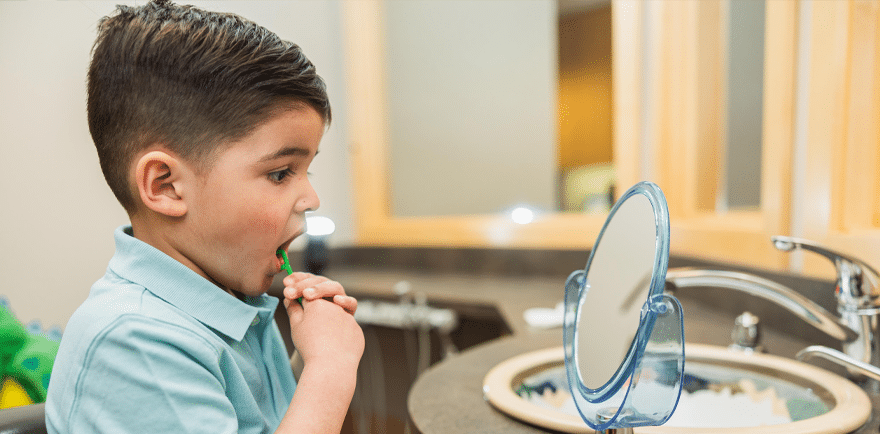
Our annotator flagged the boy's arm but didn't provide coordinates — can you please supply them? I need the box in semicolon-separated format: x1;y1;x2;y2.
276;297;364;434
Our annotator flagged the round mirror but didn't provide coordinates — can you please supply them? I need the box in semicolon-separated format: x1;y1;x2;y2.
577;191;656;388
562;181;684;430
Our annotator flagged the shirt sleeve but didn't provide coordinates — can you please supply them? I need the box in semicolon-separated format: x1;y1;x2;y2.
65;315;239;434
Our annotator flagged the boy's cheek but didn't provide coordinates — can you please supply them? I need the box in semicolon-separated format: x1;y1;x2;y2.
246;214;284;235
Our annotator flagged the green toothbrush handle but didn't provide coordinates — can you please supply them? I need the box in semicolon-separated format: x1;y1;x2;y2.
276;249;303;305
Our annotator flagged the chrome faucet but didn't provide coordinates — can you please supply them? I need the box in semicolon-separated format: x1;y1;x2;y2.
772;236;880;368
665;236;880;380
664;267;859;344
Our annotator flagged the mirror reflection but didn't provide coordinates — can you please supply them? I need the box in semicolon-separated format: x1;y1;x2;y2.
575;192;656;388
382;0;764;218
385;0;613;217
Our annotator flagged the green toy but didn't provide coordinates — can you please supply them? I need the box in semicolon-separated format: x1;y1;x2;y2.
0;306;59;406
0;307;28;368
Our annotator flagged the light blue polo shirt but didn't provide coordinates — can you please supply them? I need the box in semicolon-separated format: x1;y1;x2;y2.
46;226;296;433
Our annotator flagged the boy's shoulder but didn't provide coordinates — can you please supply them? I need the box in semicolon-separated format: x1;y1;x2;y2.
64;269;218;347
46;270;245;434
52;269;231;391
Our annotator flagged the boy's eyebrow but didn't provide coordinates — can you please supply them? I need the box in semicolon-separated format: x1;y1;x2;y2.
257;146;317;163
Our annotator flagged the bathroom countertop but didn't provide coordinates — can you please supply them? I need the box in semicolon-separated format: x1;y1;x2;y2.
321;269;872;433
405;306;880;434
408;328;564;434
401;293;866;434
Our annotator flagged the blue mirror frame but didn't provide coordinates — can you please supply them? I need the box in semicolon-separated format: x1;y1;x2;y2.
562;181;684;430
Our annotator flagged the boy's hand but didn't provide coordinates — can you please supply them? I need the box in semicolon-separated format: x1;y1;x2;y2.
284;297;364;365
282;272;357;314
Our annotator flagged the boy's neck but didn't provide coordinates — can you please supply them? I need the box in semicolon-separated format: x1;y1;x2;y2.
129;215;237;298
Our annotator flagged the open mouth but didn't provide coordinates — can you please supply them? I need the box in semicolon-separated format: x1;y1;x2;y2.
275;252;287;272
277;231;301;253
274;230;303;273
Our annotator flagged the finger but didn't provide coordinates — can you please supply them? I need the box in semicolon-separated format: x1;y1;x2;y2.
283;272;315;287
284;296;304;323
283;275;325;299
283;283;318;301
283;285;304;300
288;275;328;292
333;295;358;315
302;280;346;300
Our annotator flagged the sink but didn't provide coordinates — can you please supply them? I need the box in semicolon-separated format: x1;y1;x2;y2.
483;344;871;433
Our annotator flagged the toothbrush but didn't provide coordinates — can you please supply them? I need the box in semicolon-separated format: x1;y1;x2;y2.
277;249;303;305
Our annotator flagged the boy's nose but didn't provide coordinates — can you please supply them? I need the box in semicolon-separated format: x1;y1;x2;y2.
297;179;320;212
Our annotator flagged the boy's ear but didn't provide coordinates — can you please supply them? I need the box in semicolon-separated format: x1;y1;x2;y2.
134;150;189;218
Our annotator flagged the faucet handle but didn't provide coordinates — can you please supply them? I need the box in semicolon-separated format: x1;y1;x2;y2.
730;311;764;352
771;236;880;309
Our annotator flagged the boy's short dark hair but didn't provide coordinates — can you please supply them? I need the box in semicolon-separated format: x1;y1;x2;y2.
88;0;331;213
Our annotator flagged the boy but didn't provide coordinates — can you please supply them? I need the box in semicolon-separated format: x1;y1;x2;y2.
45;1;365;433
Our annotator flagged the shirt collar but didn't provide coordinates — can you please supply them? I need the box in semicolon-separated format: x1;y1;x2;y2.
108;225;278;341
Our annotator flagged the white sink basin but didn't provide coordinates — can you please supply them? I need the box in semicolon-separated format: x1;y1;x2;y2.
483;344;871;433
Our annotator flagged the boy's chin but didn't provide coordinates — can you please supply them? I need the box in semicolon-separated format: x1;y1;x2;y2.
259;274;281;293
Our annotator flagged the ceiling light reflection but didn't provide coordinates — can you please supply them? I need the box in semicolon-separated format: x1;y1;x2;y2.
511;207;535;225
306;215;336;236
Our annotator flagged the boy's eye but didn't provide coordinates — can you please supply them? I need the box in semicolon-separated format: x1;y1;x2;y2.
268;168;295;184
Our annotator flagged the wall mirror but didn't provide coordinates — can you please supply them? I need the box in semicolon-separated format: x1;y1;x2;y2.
343;0;781;257
384;0;615;218
562;181;683;430
382;0;764;216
